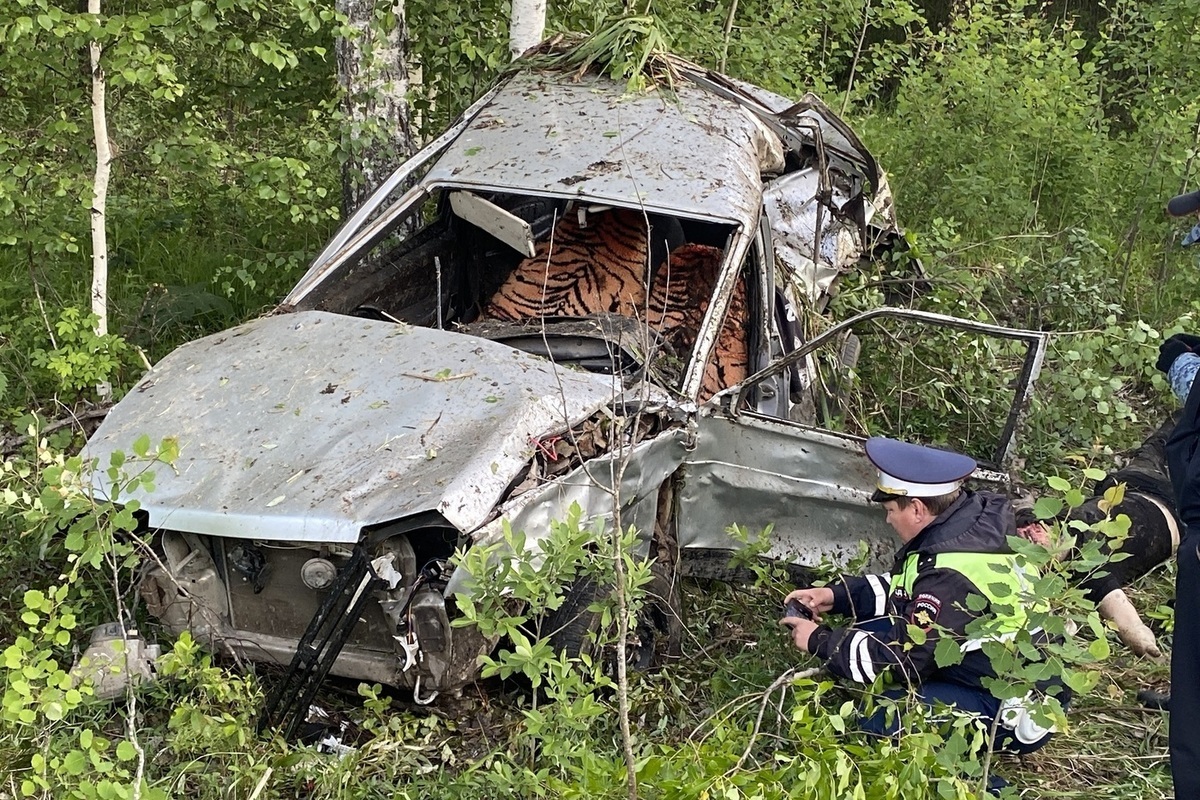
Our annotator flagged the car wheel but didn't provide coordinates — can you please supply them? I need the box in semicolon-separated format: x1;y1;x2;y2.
542;567;682;671
542;575;603;659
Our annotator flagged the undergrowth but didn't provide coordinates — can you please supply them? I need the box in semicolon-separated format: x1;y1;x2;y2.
0;439;1173;798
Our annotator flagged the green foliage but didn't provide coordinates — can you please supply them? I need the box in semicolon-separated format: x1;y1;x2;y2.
0;433;176;799
965;474;1130;725
406;0;512;135
445;508;1006;799
27;307;132;397
868;2;1112;239
537;15;676;92
156;633;262;750
453;502;650;690
0;0;345;409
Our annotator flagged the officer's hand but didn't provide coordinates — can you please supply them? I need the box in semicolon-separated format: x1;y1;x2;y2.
1157;333;1200;374
779;617;819;652
785;587;834;622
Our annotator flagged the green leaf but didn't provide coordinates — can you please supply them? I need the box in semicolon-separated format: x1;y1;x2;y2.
131;434;151;459
965;592;990;612
3;644;26;668
63;748;87;775
1046;475;1071;492
933;636;963;668
1032;494;1060;520
1063;669;1100;694
159;436;180;464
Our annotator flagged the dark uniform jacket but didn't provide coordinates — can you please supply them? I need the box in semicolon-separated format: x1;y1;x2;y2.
807;490;1020;689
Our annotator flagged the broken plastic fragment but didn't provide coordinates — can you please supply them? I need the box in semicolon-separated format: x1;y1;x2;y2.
317;735;355;757
395;635;419;671
370;555;403;591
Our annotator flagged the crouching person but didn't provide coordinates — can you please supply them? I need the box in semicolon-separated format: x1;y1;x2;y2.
780;437;1068;790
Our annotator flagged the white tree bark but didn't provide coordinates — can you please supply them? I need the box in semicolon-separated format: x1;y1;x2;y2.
89;0;112;400
336;0;415;214
509;0;546;60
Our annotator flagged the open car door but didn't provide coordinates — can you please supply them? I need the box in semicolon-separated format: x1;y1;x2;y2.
675;307;1048;569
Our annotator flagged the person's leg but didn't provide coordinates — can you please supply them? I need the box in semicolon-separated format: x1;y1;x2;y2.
1171;535;1200;796
856;682;1008;797
858;681;995;738
859;680;1053;754
857;687;907;737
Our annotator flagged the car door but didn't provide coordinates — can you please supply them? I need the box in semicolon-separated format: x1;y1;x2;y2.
675;307;1048;570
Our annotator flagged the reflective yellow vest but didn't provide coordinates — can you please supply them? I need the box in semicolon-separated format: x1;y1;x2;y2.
889;551;1043;652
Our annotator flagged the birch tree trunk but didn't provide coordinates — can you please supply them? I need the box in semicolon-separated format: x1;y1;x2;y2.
88;0;112;400
336;0;416;215
509;0;546;60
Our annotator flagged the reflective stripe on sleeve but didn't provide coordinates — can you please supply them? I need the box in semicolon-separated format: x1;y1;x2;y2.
866;574;889;616
847;631;865;682
856;632;877;682
846;630;877;683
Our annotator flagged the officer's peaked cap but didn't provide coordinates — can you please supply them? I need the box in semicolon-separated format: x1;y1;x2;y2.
865;437;976;503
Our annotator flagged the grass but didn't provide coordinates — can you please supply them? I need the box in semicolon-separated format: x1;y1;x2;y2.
1009;567;1173;798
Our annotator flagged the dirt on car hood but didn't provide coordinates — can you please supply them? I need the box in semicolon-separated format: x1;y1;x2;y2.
84;311;622;542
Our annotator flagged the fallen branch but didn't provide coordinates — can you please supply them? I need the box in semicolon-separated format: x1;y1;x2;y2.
729;665;823;774
400;370;476;382
0;406;111;458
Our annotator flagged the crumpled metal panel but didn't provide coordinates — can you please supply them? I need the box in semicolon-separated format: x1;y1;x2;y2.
444;427;690;596
85;311;621;542
763;168;860;306
678;414;896;569
424;71;769;227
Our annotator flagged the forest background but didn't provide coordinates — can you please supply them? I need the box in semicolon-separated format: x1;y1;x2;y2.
1;0;1198;797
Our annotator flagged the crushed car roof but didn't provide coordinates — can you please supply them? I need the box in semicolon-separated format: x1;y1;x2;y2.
423;70;778;226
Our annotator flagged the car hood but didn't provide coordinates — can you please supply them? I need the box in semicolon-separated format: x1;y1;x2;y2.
84;311;622;543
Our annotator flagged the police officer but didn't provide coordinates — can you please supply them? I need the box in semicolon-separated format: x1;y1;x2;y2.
780;437;1062;757
1157;332;1200;796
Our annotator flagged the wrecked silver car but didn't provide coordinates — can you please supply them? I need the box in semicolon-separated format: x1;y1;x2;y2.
84;62;1047;717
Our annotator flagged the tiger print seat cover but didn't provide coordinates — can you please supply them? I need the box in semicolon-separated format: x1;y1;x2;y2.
482;208;649;321
482;209;748;401
646;243;748;402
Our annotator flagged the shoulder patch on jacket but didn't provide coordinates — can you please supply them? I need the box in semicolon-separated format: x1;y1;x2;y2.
910;593;942;627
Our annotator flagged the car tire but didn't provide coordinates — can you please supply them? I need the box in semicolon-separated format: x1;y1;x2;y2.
543;575;603;659
543;567;682;671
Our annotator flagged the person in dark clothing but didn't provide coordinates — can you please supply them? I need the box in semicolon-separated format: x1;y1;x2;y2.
1156;331;1200;797
1167;188;1200;247
781;437;1063;756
